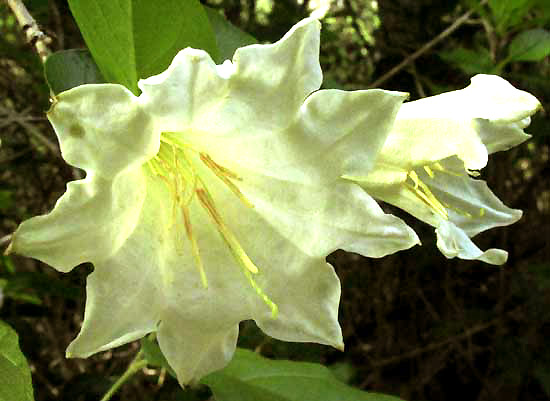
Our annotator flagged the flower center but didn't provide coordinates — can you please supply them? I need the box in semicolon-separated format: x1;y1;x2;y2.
146;132;278;318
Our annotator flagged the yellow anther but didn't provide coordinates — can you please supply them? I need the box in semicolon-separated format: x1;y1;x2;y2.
200;153;240;180
423;165;435;178
200;153;255;209
196;188;259;274
442;201;473;218
479;208;485;217
430;161;463;177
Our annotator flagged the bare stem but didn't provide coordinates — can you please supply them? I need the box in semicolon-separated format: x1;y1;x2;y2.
369;0;488;89
4;0;52;63
100;351;148;401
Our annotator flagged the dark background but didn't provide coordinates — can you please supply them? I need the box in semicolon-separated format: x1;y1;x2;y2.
1;0;549;400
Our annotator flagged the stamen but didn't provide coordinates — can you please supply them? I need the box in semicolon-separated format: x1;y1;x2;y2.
243;269;278;319
467;169;480;177
407;171;448;219
430;162;463;177
182;206;208;288
196;188;259;274
200;153;254;209
442;201;473;218
423;165;435;178
147;135;277;315
200;153;240;180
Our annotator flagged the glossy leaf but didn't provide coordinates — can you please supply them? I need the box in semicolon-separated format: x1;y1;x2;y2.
439;47;495;75
0;320;34;401
44;49;105;94
204;7;257;62
67;0;218;94
202;348;404;401
488;0;533;32
508;29;550;62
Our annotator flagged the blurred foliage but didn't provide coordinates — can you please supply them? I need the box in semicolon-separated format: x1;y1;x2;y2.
0;0;549;400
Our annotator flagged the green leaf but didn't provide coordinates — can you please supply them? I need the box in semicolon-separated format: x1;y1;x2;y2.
0;320;34;401
508;29;550;62
67;0;218;94
202;349;404;401
489;0;533;32
44;49;105;94
1;271;81;303
204;7;257;63
534;365;550;397
439;46;495;75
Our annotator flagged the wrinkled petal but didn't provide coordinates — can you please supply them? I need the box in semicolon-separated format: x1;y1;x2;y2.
436;220;508;265
8;169;146;272
378;74;541;171
139;22;406;184
66;254;161;357
350;75;540;264
237;169;419;258
355;157;521;265
138;18;321;136
48;85;159;178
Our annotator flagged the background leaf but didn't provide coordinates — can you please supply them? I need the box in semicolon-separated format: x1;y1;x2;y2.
44;49;105;94
202;349;404;401
0;320;34;401
439;46;496;75
204;7;257;62
489;0;533;32
508;29;550;61
67;0;218;94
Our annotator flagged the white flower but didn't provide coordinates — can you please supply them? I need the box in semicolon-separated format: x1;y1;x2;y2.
346;75;541;264
8;18;418;384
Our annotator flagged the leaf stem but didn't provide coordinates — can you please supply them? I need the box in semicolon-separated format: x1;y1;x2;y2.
100;351;148;401
4;0;52;63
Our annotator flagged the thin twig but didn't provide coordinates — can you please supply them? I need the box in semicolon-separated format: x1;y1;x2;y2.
369;0;488;88
370;304;523;368
16;119;60;156
4;0;52;63
100;351;148;401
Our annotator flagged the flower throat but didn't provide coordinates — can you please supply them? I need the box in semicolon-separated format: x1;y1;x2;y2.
146;132;278;318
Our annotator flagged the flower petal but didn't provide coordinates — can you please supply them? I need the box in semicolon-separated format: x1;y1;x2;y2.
436;220;508;265
8;169;146;272
379;74;541;170
291;89;408;179
66;252;161;357
138;18;322;136
157;319;239;386
253;258;344;351
230;17;322;122
418;157;522;237
236;168;419;258
48;85;159;179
